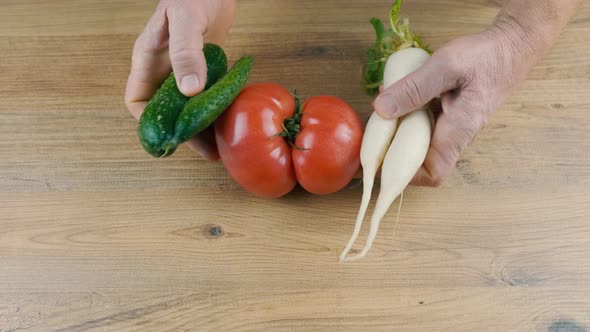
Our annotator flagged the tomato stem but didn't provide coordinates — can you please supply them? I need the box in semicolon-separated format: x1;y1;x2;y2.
277;93;307;150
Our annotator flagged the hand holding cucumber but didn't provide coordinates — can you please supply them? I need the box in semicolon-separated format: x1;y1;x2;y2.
125;0;237;160
136;45;254;158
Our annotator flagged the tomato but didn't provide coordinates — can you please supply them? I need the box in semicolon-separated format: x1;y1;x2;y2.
215;83;363;198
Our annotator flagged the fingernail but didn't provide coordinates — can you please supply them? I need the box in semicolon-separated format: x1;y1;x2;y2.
180;74;200;94
374;93;399;118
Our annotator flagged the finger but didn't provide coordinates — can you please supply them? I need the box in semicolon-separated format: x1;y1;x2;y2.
185;127;220;161
409;166;433;187
125;4;172;119
410;95;483;187
202;0;236;45
373;53;462;119
125;99;148;121
167;5;207;96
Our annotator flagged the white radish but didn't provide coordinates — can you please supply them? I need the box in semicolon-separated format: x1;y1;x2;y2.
345;107;432;261
340;47;432;262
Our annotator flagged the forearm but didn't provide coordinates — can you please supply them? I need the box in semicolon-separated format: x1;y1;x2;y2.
493;0;582;57
484;0;582;85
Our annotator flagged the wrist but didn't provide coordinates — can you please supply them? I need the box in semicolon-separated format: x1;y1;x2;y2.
483;8;556;86
489;11;550;62
489;0;582;64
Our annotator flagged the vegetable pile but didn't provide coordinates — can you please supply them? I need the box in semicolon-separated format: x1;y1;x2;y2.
340;0;434;262
137;0;434;263
136;44;363;198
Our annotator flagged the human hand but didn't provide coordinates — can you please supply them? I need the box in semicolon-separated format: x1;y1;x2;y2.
125;0;236;160
373;25;540;186
372;0;583;187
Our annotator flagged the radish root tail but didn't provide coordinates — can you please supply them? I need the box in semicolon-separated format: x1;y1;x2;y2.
339;173;375;262
393;191;403;238
342;189;403;262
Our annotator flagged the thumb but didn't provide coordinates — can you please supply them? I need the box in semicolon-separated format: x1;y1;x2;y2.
167;7;208;97
373;54;461;119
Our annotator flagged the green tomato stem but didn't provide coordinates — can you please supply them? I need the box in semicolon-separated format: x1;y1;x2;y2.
275;93;308;150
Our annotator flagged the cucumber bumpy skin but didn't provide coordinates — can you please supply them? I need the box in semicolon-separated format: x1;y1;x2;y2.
138;43;227;158
202;43;228;90
167;55;254;149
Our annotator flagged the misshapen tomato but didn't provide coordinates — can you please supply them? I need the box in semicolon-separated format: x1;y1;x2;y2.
215;83;362;198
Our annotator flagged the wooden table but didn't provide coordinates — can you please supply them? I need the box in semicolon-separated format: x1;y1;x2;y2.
1;0;589;330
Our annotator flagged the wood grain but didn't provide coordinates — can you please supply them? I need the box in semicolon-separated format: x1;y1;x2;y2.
1;0;589;331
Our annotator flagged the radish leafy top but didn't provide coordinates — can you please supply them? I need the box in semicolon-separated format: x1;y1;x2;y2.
363;0;431;96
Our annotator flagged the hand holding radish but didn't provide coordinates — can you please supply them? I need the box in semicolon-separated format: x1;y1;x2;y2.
373;32;521;187
374;0;582;187
342;0;582;261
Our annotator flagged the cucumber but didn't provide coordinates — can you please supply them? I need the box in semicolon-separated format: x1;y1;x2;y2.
169;55;254;146
138;43;227;157
202;43;228;90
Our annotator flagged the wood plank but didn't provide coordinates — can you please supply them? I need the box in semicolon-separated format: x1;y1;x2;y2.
1;189;589;291
1;288;589;331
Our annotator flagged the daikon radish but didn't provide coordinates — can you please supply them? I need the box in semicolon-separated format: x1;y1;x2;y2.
344;107;432;262
339;48;428;262
340;0;433;262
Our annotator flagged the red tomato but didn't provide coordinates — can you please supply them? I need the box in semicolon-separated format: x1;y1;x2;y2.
215;83;363;198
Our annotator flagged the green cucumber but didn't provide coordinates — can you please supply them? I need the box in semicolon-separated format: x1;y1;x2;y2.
167;55;254;149
202;43;228;90
138;43;227;157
